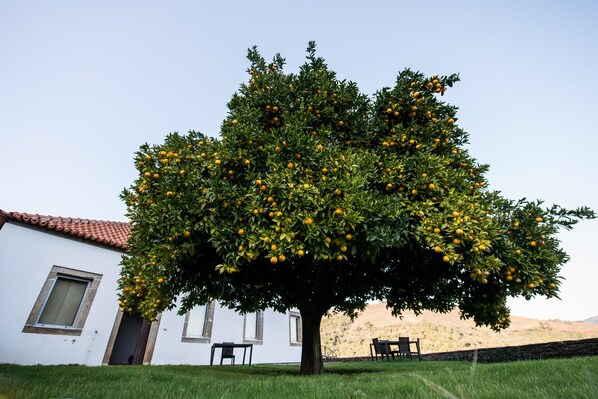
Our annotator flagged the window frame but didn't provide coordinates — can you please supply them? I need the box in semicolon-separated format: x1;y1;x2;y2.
289;310;302;346
242;311;264;344
23;265;102;336
181;301;215;343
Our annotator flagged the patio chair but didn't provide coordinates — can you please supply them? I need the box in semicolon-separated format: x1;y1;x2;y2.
398;337;422;361
220;342;236;365
371;338;398;361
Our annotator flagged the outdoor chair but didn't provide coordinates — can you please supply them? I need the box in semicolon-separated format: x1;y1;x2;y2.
220;342;236;365
371;338;399;361
398;336;422;361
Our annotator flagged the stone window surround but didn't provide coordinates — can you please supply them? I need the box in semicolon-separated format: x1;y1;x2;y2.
289;310;302;346
22;265;102;336
181;301;216;343
242;310;264;345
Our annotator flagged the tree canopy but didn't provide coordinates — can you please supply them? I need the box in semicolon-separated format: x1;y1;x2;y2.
119;42;594;374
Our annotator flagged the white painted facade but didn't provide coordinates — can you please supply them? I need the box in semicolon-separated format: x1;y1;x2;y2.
0;220;301;366
152;304;300;365
0;222;122;365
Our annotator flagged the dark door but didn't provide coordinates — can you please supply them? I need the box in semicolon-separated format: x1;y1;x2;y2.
108;313;149;365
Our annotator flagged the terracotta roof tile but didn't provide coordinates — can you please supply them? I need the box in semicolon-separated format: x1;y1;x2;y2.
0;210;131;250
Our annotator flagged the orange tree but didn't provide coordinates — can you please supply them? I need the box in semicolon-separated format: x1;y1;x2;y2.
119;43;594;375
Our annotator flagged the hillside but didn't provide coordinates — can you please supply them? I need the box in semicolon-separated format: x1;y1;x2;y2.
584;315;598;324
320;302;598;358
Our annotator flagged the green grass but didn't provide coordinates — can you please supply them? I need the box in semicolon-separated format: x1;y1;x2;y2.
1;357;597;399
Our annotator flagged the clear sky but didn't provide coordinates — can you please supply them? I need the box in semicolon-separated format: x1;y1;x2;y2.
1;1;596;322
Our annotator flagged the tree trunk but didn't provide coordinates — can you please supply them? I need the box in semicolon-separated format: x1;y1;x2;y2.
299;310;324;375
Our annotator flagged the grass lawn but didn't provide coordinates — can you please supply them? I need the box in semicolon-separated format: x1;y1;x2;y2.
1;357;597;399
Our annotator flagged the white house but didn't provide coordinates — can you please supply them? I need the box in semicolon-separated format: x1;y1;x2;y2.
0;210;302;366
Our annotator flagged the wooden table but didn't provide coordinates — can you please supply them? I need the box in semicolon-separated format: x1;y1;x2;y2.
370;339;422;361
388;339;422;361
210;343;253;365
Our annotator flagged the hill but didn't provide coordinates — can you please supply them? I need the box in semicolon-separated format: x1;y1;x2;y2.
320;302;598;358
583;315;598;324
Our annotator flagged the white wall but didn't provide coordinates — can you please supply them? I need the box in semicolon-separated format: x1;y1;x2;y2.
0;222;302;366
151;304;302;365
0;222;122;365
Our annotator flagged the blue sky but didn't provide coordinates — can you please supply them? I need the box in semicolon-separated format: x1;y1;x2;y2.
1;1;596;321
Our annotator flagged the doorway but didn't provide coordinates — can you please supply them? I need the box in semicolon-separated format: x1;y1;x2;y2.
104;312;158;365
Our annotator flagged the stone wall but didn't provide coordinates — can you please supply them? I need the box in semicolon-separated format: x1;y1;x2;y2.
422;337;598;362
331;337;598;363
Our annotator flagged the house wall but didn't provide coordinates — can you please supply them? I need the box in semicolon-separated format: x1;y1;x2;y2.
0;222;302;366
0;222;122;365
151;304;302;365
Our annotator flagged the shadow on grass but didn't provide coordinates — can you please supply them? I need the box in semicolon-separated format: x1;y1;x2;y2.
198;361;415;377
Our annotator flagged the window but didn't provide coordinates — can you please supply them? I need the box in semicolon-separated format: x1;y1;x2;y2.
38;277;88;326
181;302;215;343
243;311;263;344
289;310;302;346
23;266;102;336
